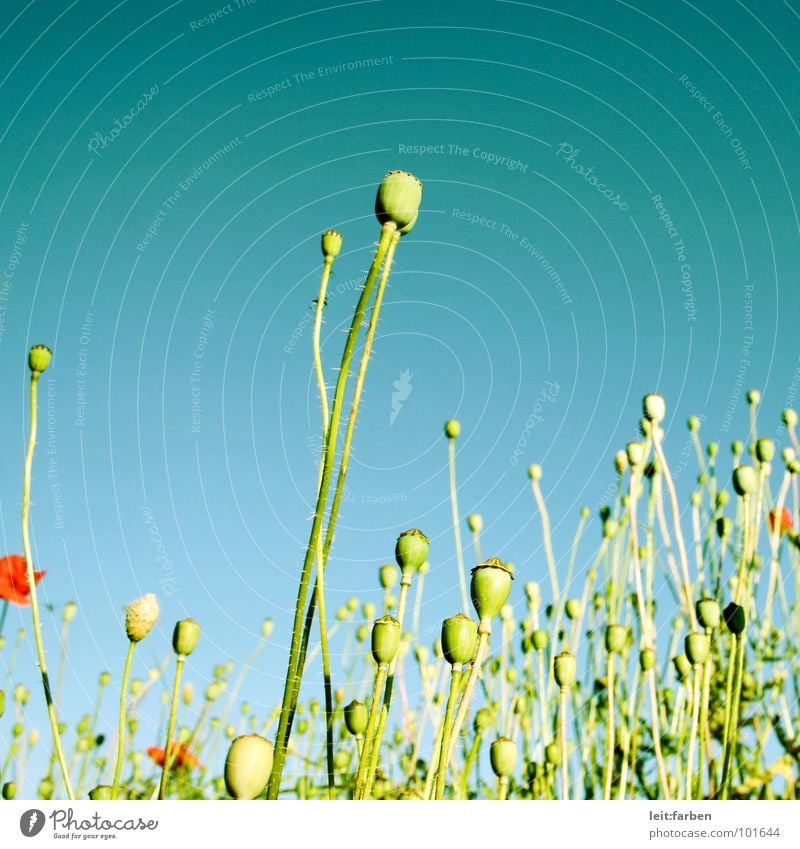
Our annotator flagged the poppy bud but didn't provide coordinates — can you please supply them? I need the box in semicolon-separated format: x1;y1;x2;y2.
28;344;52;374
732;465;758;496
395;529;429;576
89;785;113;801
205;682;223;702
467;513;483;533
124;593;159;643
474;707;493;733
441;614;478;666
321;229;343;259
379;562;398;589
375;170;422;230
685;632;709;666
603;517;619;539
755;437;775;464
643;393;666;424
470;558;513;623
545;742;561;766
344;700;369;736
626;441;646;468
528;463;543;481
224;734;274;800
172;618;201;656
746;389;761;406
639;647;656;672
490;737;517;778
2;781;16;800
716;516;732;539
371;616;401;665
614;450;628;474
444;419;460;439
673;653;692;681
356;624;369;643
554;651;576;688
334;749;351;771
261;619;274;639
565;599;581;620
723;602;746;635
532;629;548;651
605;624;627;654
782;409;798;428
696;598;721;630
524;581;540;605
63;601;78;623
716;490;729;508
686;415;700;433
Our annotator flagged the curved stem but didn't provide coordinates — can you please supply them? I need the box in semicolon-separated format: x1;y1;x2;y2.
267;224;395;799
603;652;615;800
448;438;469;614
111;640;136;799
22;372;75;800
685;661;702;799
158;654;185;800
353;663;388;799
721;631;746;799
559;685;570;799
435;665;463;799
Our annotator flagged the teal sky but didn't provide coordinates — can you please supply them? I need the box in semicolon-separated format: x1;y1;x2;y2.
1;0;799;792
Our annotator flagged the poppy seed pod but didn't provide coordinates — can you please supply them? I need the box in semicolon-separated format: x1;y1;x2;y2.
746;389;761;406
28;344;52;374
605;624;627;654
532;628;549;651
441;614;479;666
395;529;429;575
124;593;159;643
723;602;746;635
490;737;517;778
172;618;201;656
473;707;493;733
524;581;540;605
545;742;562;767
379;562;398;589
89;785;114;801
467;513;483;533
614;450;629;474
603;517;619;539
755;437;775;464
2;781;16;800
716;516;732;539
371;616;401;665
375;170;422;230
687;415;701;433
673;653;692;681
626;441;646;468
444;419;461;439
732;465;758;496
685;632;710;666
63;601;78;623
782;408;798;428
565;598;581;620
224;734;274;800
554;651;576;688
639;647;656;672
321;229;342;259
528;463;543;481
696;598;721;630
356;624;369;643
643;393;666;424
470;558;514;623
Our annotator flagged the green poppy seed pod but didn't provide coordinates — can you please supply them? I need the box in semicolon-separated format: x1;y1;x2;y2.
673;653;692;681
371;615;401;665
344;700;368;736
88;785;113;801
639;647;656;672
490;737;517;778
782;408;798;428
528;463;543;481
38;777;54;799
564;598;581;620
375;170;422;230
296;719;309;736
626;441;645;468
755;437;775;464
321;229;342;259
2;781;16;800
602;517;619;539
470;558;514;623
690;491;702;508
707;441;718;459
182;682;194;706
686;415;700;433
685;632;710;666
379;562;398;589
28;344;52;374
696;598;721;630
441;614;479;666
545;742;562;767
716;490;730;509
346;596;359;613
172;618;201;656
260;618;274;640
613;450;629;474
336;606;348;622
467;513;483;533
205;681;223;702
524;581;540;605
444;418;461;439
783;447;796;466
124;593;159;643
63;601;78;623
639;417;653;438
224;734;274;800
723;602;746;635
356;624;369;643
554;651;576;688
732;465;758;496
605;624;627;654
643;393;666;424
414;645;429;665
395;529;429;575
474;707;493;734
532;629;549;651
14;684;28;705
746;389;761;406
716;516;732;539
362;601;377;620
334;748;351;771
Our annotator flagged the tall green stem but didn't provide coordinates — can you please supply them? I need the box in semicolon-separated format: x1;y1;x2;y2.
111;640;136;798
435;665;463;799
448;438;469;614
559;685;570;799
158;654;185;800
603;652;615;800
22;371;75;800
446;628;490;764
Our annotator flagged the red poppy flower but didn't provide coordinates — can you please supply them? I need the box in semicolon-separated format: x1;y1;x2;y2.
147;743;200;770
0;554;45;606
768;507;793;535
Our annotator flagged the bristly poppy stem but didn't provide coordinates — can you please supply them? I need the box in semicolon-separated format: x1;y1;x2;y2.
111;640;136;798
158;655;185;799
267;223;396;800
22;368;75;800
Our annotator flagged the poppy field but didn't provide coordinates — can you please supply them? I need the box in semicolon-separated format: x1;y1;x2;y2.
1;172;800;802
